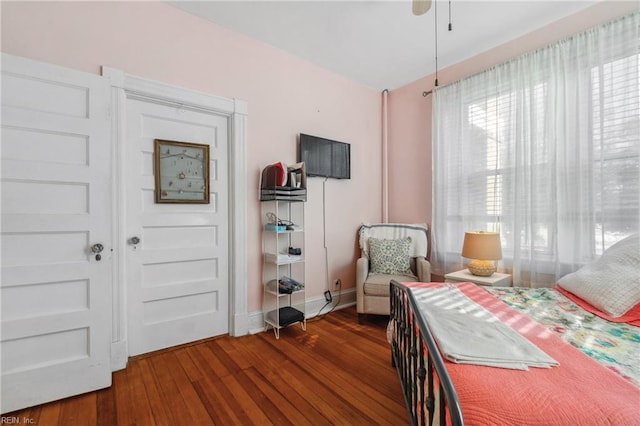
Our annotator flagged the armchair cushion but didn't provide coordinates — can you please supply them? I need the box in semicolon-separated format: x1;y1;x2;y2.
369;237;413;276
363;273;417;296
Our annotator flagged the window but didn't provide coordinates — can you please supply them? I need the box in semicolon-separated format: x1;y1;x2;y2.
432;13;639;286
592;54;640;252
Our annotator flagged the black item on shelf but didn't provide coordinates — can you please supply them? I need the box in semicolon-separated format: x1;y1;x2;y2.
278;276;304;293
260;188;307;202
279;281;294;294
266;277;304;294
272;307;304;327
261;187;307;195
288;247;302;255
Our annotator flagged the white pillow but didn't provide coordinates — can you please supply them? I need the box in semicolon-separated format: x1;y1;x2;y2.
557;234;640;317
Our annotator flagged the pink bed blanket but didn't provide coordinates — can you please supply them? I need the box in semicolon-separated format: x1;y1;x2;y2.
407;282;640;425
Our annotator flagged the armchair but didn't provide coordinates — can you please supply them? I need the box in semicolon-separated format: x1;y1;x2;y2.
356;223;431;317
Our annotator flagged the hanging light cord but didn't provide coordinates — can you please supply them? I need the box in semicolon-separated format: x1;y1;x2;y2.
424;0;453;96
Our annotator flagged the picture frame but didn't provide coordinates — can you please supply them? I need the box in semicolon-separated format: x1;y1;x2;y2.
154;139;210;204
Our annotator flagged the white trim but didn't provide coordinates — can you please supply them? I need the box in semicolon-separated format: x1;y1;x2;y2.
107;71;128;371
102;67;249;368
105;69;248;116
229;109;249;336
110;341;128;372
247;289;357;335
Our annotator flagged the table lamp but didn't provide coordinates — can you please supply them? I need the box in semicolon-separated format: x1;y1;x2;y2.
461;231;502;276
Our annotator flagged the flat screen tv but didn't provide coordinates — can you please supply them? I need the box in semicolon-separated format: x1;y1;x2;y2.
298;133;351;179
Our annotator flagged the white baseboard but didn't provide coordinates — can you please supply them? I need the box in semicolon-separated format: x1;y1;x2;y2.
110;340;128;371
108;291;356;366
248;288;356;335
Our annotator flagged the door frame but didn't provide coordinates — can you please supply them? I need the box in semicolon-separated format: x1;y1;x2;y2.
102;67;248;370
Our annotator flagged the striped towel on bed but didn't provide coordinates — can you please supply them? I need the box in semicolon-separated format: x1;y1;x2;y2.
412;285;559;370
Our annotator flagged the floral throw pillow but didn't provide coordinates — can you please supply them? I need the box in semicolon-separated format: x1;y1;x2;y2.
369;237;412;276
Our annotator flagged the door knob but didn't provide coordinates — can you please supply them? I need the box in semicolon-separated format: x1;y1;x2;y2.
91;243;104;254
129;236;141;245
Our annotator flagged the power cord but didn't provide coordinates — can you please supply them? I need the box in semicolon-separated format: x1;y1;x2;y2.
308;279;342;322
308;176;341;323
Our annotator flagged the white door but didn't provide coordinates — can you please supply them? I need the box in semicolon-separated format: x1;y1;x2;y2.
125;96;229;356
0;54;112;413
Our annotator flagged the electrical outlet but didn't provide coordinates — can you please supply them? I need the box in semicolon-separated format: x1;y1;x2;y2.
324;290;332;302
334;279;341;289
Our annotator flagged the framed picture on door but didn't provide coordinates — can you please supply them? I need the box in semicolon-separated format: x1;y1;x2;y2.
154;139;210;203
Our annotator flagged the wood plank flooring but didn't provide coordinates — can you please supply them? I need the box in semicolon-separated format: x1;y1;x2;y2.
4;307;409;425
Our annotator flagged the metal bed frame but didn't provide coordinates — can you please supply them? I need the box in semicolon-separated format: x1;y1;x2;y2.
390;280;464;426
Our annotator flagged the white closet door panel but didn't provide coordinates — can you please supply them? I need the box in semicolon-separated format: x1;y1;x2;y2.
2;72;89;117
2;161;90;182
1;263;90;286
1;125;88;165
2;214;91;232
0;54;112;413
2;279;90;320
2;106;92;134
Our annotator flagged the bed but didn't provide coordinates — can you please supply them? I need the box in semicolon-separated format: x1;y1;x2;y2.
389;235;640;425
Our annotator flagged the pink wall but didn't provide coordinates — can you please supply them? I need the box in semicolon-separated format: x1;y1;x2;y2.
387;1;639;227
5;1;633;312
1;2;382;312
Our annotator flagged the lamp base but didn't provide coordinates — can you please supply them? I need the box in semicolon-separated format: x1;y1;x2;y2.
468;259;496;276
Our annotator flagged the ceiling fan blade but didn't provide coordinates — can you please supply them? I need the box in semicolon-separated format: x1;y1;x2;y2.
412;0;432;16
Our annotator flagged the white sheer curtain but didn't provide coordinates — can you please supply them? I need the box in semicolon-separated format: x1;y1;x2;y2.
432;13;640;287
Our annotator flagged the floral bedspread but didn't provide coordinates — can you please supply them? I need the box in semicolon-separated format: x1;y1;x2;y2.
485;287;640;387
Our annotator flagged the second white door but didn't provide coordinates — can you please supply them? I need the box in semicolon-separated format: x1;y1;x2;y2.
125;96;229;356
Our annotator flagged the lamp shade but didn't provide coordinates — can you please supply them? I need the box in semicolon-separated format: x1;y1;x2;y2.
461;231;502;260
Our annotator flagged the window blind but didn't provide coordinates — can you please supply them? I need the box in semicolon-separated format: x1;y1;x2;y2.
432;12;639;286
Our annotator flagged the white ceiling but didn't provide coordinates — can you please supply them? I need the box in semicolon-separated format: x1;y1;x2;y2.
169;1;599;90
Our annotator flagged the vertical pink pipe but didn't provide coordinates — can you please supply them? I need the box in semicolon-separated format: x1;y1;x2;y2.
382;89;389;223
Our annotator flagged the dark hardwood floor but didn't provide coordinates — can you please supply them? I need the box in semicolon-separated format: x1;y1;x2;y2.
5;307;409;425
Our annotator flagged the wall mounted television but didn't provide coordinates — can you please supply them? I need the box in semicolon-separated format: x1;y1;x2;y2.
298;133;351;179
